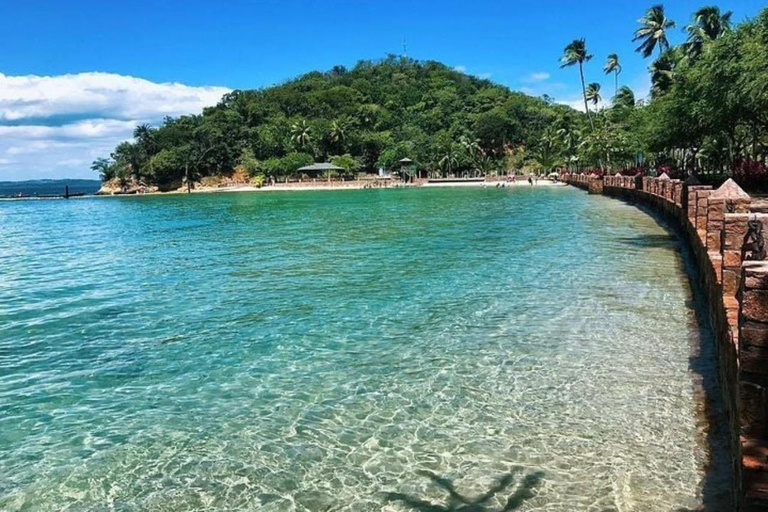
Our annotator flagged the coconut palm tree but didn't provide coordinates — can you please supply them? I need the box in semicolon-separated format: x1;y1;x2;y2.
613;86;636;109
438;145;459;176
585;83;602;106
650;49;677;97
329;118;347;152
603;54;622;96
534;126;563;174
91;157;114;181
133;124;155;147
291;120;311;149
557;127;582;171
460;135;482;161
685;6;732;59
633;5;676;58
560;39;594;129
473;155;496;176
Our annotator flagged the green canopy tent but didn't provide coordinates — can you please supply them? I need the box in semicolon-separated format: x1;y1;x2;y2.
297;163;345;182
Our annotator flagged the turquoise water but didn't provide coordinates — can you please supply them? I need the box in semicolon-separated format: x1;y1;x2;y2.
0;187;715;511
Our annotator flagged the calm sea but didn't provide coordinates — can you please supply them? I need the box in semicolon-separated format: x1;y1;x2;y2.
0;187;723;511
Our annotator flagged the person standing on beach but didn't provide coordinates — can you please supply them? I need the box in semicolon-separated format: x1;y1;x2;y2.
528;176;533;186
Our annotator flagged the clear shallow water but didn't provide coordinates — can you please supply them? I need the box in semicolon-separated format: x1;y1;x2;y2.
0;187;716;511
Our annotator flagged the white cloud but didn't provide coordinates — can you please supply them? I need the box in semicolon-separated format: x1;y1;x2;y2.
556;96;606;113
0;72;231;180
557;97;588;112
0;119;139;141
521;72;550;83
0;72;230;121
453;66;491;80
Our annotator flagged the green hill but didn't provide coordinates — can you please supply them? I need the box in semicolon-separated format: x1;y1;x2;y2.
94;56;579;189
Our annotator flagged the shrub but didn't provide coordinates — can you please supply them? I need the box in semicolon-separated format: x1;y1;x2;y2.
733;159;768;192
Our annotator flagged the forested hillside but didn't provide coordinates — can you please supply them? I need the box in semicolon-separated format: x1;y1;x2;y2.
93;58;578;190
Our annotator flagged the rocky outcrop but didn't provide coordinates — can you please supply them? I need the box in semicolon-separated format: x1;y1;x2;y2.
95;178;159;195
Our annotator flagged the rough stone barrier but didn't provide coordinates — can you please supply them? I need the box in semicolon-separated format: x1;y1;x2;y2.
565;172;768;511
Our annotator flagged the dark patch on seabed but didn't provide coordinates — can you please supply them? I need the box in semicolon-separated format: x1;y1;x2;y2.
383;469;544;511
619;199;735;511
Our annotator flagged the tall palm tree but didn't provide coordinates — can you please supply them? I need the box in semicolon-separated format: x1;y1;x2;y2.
603;54;622;96
133;124;155;146
633;5;676;58
650;49;677;97
685;6;732;59
613;86;636;109
439;152;459;176
585;83;602;106
91;157;113;181
459;135;482;160
557;126;582;171
535;126;563;174
560;39;594;129
291;120;311;149
438;143;459;176
329;118;347;152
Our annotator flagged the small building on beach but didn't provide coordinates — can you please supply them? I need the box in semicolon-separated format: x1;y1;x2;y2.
297;163;345;181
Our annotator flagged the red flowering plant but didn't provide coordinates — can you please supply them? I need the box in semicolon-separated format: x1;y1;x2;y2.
733;159;768;193
656;165;682;179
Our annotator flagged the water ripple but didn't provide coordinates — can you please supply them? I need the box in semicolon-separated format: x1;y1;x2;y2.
0;188;717;511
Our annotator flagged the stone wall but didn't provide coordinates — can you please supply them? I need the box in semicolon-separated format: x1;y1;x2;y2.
565;173;768;511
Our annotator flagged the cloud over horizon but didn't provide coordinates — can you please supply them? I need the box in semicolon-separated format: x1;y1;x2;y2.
0;72;231;180
521;72;550;83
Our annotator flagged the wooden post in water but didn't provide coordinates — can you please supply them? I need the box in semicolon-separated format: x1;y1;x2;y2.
64;185;69;199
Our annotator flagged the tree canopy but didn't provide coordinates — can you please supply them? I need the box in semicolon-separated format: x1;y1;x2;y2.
549;5;768;186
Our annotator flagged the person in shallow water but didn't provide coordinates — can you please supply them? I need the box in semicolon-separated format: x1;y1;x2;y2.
528;176;533;186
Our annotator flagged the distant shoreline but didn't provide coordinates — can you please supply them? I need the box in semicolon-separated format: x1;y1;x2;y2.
96;178;565;197
0;178;566;201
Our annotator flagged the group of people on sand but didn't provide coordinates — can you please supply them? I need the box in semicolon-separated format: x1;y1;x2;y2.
484;175;539;188
362;180;392;189
509;174;539;185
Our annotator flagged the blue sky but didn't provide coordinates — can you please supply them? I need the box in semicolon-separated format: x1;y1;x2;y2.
0;0;763;180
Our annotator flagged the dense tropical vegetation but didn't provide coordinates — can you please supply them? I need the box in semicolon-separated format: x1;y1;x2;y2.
94;58;574;190
553;4;768;187
96;5;768;191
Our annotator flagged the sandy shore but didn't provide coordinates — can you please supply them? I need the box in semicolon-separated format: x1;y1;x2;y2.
196;179;566;193
1;179;567;201
422;180;564;188
84;178;565;198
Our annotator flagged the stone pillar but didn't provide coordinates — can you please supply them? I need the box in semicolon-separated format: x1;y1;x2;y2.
708;179;751;255
688;185;712;232
587;176;603;195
